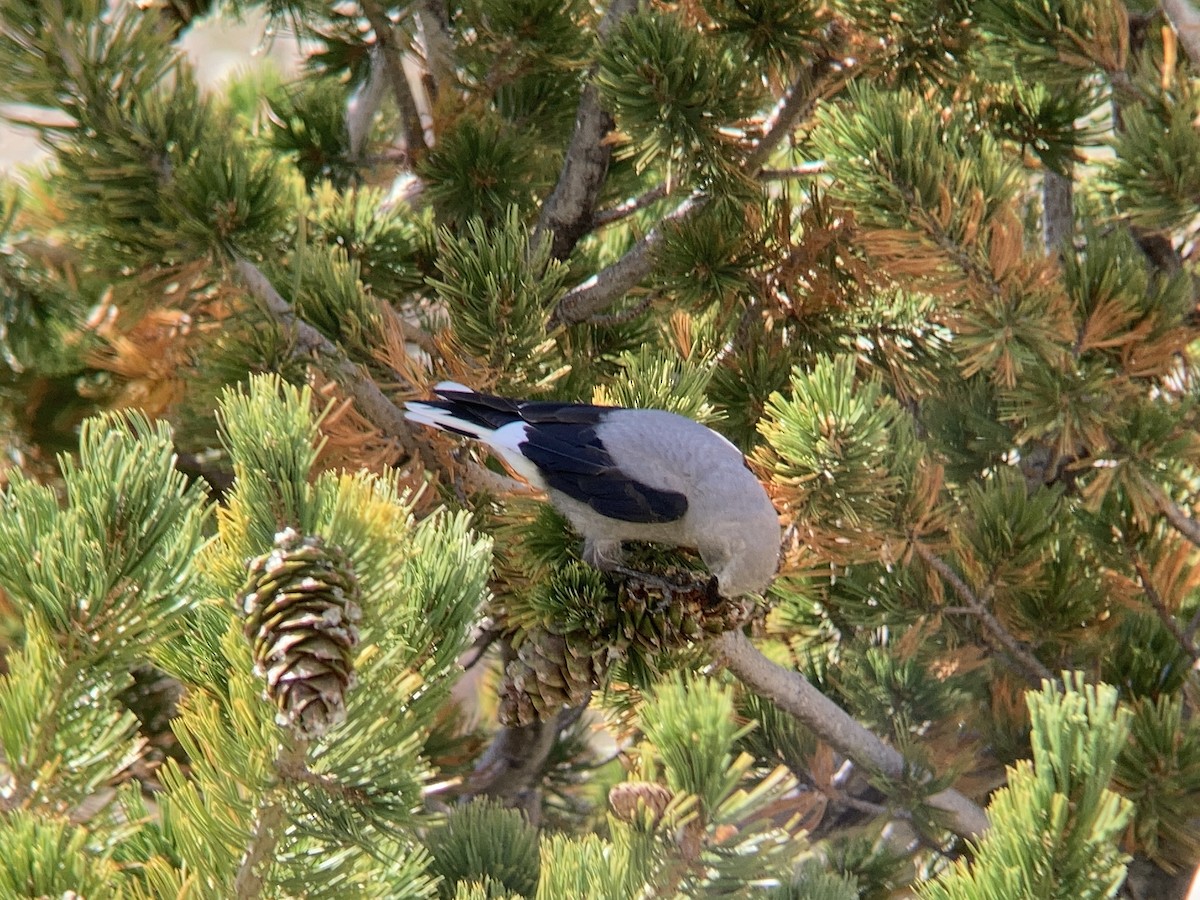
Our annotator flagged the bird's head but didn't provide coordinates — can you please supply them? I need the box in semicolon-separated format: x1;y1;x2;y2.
699;523;781;598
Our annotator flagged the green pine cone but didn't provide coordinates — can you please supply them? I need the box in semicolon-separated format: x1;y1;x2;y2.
237;528;362;739
498;629;606;727
618;569;756;652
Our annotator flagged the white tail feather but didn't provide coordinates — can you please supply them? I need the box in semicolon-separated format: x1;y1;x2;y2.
404;401;494;441
404;397;546;488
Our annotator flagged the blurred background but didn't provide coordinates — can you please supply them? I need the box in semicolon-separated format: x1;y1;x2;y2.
0;7;300;173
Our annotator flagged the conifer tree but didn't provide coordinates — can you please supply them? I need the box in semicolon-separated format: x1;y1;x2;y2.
1;0;1199;896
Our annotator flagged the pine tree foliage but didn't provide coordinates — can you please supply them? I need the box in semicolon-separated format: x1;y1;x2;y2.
920;675;1133;899
0;377;492;895
1;0;1200;894
425;800;541;899
595;9;763;177
430;208;571;388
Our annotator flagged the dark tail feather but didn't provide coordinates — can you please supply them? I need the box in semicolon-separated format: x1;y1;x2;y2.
426;384;523;431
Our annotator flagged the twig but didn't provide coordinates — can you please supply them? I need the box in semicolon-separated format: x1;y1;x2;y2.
547;34;855;328
592;184;672;228
1161;0;1200;66
359;0;428;159
234;257;527;496
1131;552;1200;664
913;542;1056;685
757;162;828;180
1140;474;1200;549
234;739;308;898
532;0;639;261
711;630;990;839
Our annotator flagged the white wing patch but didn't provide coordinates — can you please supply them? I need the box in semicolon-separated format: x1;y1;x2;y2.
404;403;546;489
485;421;546;487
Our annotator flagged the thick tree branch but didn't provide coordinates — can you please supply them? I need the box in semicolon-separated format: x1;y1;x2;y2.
745;29;852;171
711;630;990;839
589;162;823;232
413;0;456;93
1161;0;1200;66
913;542;1056;685
465;700;586;825
532;0;638;262
236;257;417;448
532;82;616;261
548;195;702;328
360;0;428;159
346;47;389;163
547;34;854;328
1041;168;1074;257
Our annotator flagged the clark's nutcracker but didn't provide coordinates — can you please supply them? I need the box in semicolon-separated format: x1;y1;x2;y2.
405;382;781;596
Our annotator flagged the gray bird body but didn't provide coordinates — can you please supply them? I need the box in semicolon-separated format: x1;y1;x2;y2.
405;383;781;596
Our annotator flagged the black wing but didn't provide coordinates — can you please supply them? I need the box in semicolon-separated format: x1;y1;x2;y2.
428;385;612;429
428;386;688;523
519;423;688;524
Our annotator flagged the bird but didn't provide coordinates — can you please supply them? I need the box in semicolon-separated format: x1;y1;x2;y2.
405;382;781;597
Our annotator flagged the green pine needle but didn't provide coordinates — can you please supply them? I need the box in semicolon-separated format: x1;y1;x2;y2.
595;11;764;175
425;800;541;899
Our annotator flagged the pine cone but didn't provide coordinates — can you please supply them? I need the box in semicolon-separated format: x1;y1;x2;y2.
609;780;673;827
238;528;362;740
497;628;609;727
617;569;754;654
495;566;757;726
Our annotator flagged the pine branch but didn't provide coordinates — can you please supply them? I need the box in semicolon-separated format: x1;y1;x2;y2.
233;257;524;497
548;34;854;328
1161;0;1200;66
360;0;428;160
532;0;638;261
1041;168;1074;256
234;739;308;899
1139;474;1200;549
913;542;1056;685
710;630;990;839
464;702;587;824
1130;551;1200;665
894;180;1004;301
413;0;456;92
